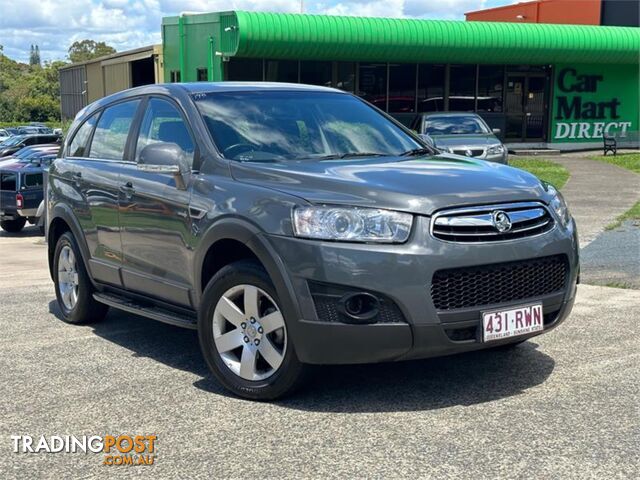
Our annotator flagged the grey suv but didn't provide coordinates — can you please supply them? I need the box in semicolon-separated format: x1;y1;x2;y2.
47;83;578;400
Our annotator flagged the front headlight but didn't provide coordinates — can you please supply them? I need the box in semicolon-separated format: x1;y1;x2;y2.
292;206;413;243
486;144;505;155
548;185;571;227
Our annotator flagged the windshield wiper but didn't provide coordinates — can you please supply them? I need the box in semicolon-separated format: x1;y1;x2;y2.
338;152;388;159
400;147;432;157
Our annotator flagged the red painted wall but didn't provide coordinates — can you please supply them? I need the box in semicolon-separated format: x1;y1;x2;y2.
466;0;602;25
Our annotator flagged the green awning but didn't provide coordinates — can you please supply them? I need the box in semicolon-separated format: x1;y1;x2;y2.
219;11;640;65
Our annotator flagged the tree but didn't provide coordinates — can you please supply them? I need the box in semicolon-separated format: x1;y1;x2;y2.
68;40;116;63
29;44;41;67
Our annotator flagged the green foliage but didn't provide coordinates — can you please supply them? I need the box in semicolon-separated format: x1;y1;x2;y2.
68;40;116;63
0;49;67;122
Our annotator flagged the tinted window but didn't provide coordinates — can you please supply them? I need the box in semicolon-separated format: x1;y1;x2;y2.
69;114;98;157
477;65;504;113
359;63;387;110
24;173;43;188
135;98;194;163
89;100;140;160
449;65;477;112
417;64;445;112
265;60;299;83
388;64;416;113
425;115;489;136
226;58;263;81
194;91;421;162
336;62;356;93
197;68;208;81
300;61;332;87
0;173;16;191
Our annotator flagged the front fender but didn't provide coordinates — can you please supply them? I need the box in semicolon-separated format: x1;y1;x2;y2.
193;217;303;340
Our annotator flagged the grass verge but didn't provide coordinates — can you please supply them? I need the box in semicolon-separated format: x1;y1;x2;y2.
605;200;640;231
509;157;570;190
590;152;640;174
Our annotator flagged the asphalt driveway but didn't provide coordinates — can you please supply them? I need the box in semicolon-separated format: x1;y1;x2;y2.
0;227;638;479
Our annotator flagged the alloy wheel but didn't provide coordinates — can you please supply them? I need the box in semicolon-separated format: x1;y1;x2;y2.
57;245;79;311
212;284;287;381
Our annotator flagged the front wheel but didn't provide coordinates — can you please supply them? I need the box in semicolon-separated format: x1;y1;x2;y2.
1;218;26;233
198;260;307;400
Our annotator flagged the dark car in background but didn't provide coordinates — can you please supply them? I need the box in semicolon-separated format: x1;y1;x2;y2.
47;83;577;400
0;160;47;233
0;134;61;158
411;112;508;164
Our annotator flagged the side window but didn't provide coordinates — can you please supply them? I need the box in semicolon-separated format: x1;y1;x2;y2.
0;173;17;191
69;114;98;157
24;173;43;188
89;100;140;160
135;98;194;164
23;138;35;146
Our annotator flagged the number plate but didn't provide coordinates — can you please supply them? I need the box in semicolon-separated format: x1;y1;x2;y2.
482;303;543;342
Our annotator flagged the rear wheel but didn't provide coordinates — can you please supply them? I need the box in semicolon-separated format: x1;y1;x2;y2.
53;232;108;324
1;218;26;233
198;260;307;400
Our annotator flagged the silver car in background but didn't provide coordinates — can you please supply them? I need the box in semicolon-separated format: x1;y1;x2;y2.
411;112;508;164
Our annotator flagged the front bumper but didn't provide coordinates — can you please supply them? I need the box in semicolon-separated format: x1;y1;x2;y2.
264;215;579;365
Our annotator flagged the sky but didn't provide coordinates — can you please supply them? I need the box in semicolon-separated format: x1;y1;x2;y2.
0;0;513;64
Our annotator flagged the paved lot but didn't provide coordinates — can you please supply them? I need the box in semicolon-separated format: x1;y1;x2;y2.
1;226;639;479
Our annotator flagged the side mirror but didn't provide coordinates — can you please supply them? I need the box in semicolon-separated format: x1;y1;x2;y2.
419;133;435;147
492;128;501;135
138;142;190;174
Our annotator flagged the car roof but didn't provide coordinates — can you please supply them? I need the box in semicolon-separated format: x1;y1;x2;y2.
83;82;345;115
423;112;483;118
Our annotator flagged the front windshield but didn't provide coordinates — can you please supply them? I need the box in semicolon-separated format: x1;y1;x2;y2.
194;91;422;161
425;116;489;136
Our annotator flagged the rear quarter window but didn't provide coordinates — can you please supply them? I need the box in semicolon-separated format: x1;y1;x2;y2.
23;173;43;188
0;173;17;191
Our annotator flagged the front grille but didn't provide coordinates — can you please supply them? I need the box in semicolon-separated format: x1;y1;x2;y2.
308;281;406;324
431;202;554;243
452;148;484;157
431;255;568;311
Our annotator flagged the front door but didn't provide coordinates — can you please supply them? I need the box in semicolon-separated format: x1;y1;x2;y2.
504;73;549;142
118;96;196;307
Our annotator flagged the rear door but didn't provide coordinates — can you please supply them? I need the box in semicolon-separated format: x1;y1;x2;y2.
118;96;196;307
19;171;44;213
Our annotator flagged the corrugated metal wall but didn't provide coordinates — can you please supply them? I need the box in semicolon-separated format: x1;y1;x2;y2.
103;62;131;96
59;66;87;120
220;11;640;65
86;62;104;103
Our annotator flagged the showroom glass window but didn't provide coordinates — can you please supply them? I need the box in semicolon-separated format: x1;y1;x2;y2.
89;100;140;161
226;58;263;81
477;65;504;112
300;61;332;87
265;60;299;83
336;62;356;93
448;65;477;112
359;63;388;110
417;64;445;112
388;64;417;113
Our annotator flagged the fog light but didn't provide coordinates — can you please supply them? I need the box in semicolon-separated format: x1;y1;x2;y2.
338;293;380;322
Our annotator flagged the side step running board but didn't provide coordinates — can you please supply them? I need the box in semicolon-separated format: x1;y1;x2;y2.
93;293;197;330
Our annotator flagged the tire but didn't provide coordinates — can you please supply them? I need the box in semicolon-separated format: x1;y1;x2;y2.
1;218;26;233
198;259;307;400
53;231;108;324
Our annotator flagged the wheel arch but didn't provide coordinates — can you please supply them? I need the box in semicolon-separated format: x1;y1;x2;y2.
195;218;302;327
47;204;93;284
